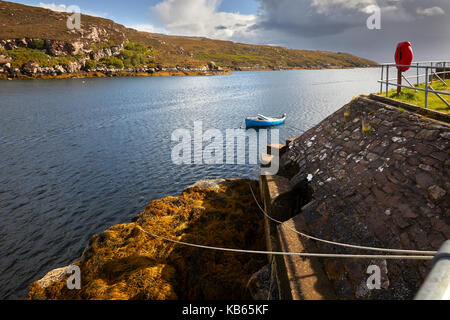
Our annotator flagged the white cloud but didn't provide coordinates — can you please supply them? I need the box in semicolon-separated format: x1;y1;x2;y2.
39;2;68;12
416;6;445;16
311;0;377;15
129;24;168;34
39;2;107;18
151;0;257;40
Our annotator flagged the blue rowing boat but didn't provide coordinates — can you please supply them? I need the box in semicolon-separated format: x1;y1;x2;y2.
245;114;286;128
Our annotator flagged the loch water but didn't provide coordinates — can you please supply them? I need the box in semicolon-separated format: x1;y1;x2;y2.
0;68;380;299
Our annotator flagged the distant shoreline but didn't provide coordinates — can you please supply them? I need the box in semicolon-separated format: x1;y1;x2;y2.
0;70;232;80
0;66;378;81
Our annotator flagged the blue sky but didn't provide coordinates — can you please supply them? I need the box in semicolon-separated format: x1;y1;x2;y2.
8;0;260;26
6;0;450;62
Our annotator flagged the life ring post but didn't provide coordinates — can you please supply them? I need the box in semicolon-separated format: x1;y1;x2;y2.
394;41;414;95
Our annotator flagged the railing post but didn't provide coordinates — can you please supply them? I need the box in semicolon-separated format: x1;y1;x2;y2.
417;62;419;86
444;62;447;81
430;62;433;85
380;65;384;94
397;69;402;94
425;67;429;109
386;65;389;97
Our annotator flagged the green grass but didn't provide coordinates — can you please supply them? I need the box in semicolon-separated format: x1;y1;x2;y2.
386;81;450;113
193;53;269;66
6;47;75;67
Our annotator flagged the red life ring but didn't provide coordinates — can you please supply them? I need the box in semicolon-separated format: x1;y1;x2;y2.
395;42;413;72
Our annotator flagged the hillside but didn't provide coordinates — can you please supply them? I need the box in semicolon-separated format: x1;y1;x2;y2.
0;1;377;78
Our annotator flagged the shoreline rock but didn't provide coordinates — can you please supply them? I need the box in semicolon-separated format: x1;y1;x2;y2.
26;179;266;300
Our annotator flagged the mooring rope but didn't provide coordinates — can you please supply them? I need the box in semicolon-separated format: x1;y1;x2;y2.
248;183;437;256
138;226;433;260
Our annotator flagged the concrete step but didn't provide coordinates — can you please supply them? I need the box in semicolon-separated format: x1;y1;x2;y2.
277;213;337;300
267;144;287;157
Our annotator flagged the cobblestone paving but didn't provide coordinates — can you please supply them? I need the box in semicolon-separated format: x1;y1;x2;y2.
282;96;449;299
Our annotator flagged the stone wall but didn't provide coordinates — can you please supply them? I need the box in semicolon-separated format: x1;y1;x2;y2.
274;95;449;299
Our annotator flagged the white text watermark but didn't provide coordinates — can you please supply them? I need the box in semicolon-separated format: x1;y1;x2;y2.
171;122;280;175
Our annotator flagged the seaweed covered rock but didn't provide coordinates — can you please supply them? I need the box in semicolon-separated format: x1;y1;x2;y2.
27;179;266;300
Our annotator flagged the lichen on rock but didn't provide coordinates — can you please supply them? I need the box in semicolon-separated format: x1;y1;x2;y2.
26;179;266;300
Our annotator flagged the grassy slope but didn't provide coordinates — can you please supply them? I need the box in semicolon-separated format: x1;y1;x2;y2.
0;1;378;69
386;81;450;114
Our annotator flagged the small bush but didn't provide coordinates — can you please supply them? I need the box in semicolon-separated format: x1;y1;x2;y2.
120;42;154;68
74;53;85;60
85;60;98;70
31;39;45;50
55;56;73;67
124;41;149;52
99;56;124;69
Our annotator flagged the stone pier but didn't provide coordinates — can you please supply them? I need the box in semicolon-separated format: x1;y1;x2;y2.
261;95;449;300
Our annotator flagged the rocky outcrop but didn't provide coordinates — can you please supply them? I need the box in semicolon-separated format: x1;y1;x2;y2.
22;61;39;75
0;37;232;79
1;38;89;56
27;179;266;300
208;61;223;72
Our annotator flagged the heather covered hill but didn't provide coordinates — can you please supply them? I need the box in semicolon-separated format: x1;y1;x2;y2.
0;0;377;72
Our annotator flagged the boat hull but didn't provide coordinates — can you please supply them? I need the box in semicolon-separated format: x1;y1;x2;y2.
245;118;286;128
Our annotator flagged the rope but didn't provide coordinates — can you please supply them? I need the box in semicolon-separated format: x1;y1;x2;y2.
138;226;433;260
249;183;437;256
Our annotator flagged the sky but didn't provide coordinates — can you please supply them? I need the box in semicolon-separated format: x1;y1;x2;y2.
6;0;450;63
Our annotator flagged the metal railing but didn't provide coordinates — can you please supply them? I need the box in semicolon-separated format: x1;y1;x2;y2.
415;240;450;300
378;61;450;109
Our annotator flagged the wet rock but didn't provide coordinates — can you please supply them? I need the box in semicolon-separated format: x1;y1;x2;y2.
416;129;439;141
208;61;219;71
415;171;434;189
366;152;379;162
189;179;228;190
428;185;446;201
65;62;81;73
54;65;66;75
247;265;271;300
22;61;39;75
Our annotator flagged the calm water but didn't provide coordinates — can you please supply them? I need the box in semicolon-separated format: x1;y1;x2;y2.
0;69;380;299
